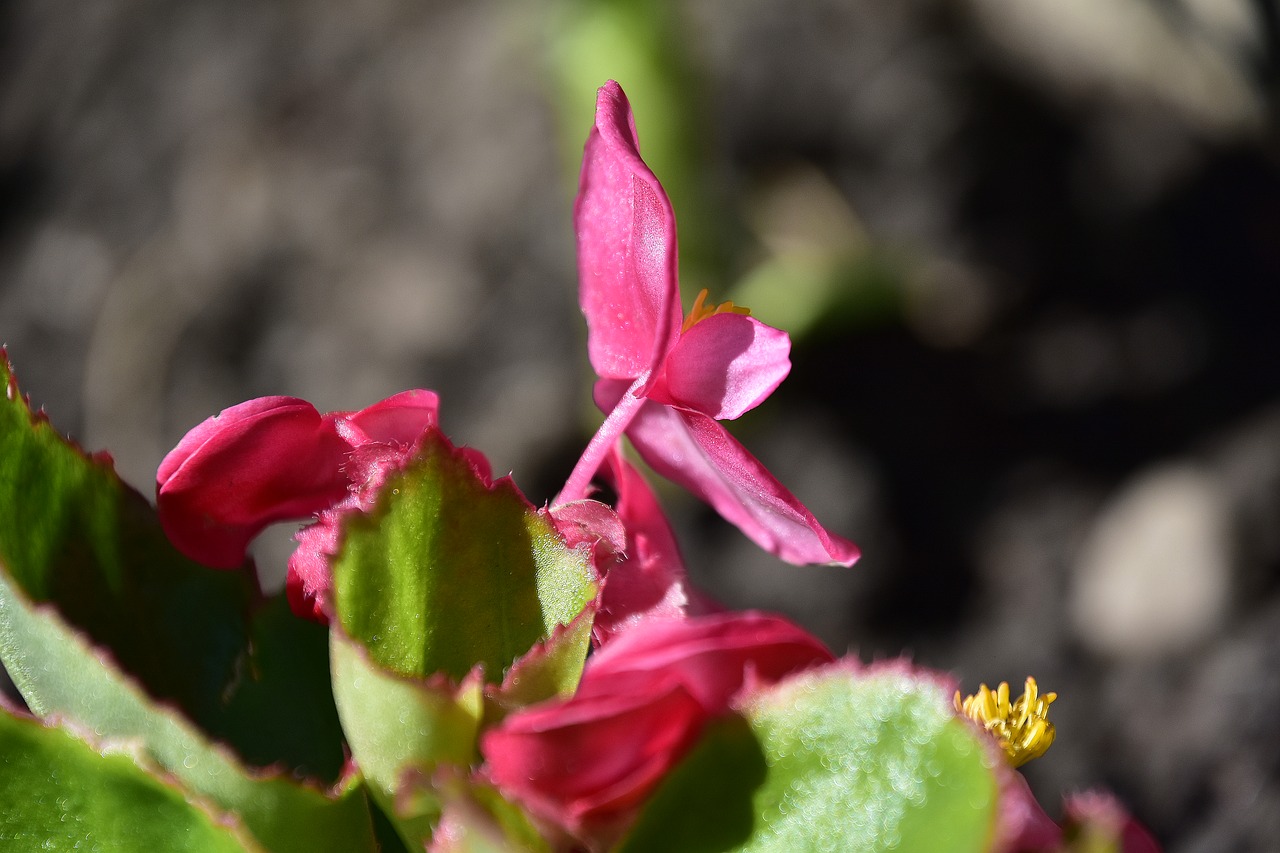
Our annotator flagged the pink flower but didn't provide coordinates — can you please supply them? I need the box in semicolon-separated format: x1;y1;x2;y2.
156;390;484;620
480;612;834;840
1060;792;1161;853
556;81;859;568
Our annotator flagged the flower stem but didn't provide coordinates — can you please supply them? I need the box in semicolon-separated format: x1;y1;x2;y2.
555;376;649;505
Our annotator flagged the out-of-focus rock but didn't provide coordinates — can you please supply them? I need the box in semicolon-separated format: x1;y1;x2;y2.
1070;464;1231;657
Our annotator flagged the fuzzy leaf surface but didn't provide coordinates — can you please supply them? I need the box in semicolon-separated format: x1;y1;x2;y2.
621;665;1000;853
332;430;596;684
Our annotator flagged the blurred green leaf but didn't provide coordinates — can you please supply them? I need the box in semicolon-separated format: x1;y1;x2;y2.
0;351;349;782
215;594;347;781
730;248;907;343
0;570;377;852
621;664;1000;853
548;0;730;292
331;429;596;685
427;774;553;853
0;349;254;729
0;706;257;852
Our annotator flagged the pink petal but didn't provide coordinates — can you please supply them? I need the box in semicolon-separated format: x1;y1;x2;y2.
1063;792;1162;853
550;499;626;577
602;386;860;567
481;672;705;833
575;81;682;382
336;388;440;445
157;396;351;568
286;509;345;623
581;611;835;712
992;770;1062;853
649;313;792;420
592;449;694;644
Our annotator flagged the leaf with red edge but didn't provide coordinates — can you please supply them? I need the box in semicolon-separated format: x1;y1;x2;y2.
0;706;259;852
0;350;256;731
331;428;596;684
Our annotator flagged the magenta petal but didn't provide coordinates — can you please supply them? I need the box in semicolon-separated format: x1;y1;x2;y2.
992;770;1062;853
337;388;440;446
575;81;682;381
581;612;835;712
593;450;693;643
616;394;860;566
651;313;791;420
286;510;344;623
157;396;351;568
481;673;705;833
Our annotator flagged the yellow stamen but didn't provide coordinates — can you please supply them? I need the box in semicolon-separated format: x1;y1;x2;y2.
955;677;1057;768
681;288;752;333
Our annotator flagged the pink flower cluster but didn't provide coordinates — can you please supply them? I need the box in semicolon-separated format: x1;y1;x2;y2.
154;80;1158;852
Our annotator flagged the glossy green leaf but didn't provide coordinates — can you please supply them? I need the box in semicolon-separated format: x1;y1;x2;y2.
622;663;1000;853
0;570;377;853
332;429;596;684
0;351;253;732
0;707;256;852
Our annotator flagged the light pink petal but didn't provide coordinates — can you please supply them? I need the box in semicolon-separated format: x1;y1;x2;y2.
603;387;860;566
550;499;626;578
581;611;835;712
575;81;682;381
649;313;792;420
335;388;440;446
156;396;351;568
592;449;694;644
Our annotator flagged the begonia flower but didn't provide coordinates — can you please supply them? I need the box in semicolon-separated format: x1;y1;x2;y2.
480;611;834;840
556;81;859;568
156;389;482;620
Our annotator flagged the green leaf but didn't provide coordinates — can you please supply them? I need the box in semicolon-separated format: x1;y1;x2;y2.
332;429;596;684
618;716;768;852
491;607;596;712
331;628;483;844
0;707;257;851
425;774;552;853
622;663;1000;853
0;570;377;853
0;350;255;732
0;353;349;781
215;594;348;782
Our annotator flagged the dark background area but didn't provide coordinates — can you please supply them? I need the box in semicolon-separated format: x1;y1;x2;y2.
2;1;1278;849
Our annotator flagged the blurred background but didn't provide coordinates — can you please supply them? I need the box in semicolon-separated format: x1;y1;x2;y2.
2;0;1278;848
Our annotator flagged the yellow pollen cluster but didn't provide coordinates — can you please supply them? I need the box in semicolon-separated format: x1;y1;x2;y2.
955;677;1057;768
681;288;752;333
